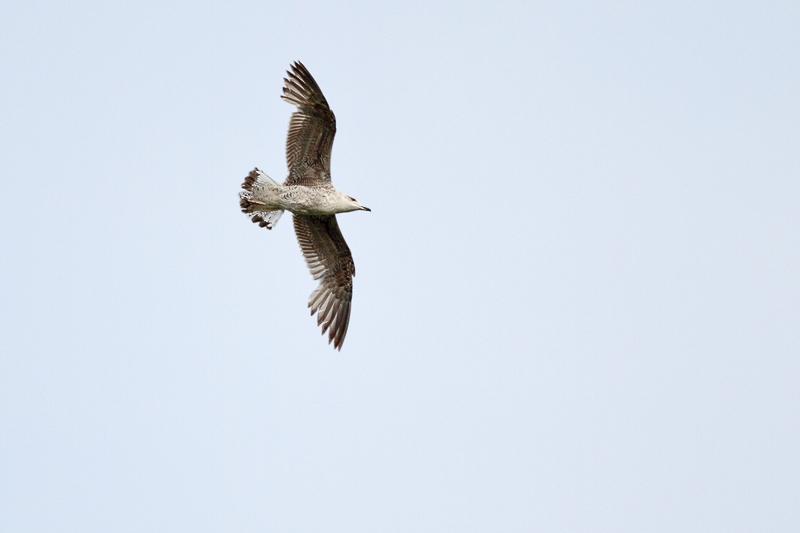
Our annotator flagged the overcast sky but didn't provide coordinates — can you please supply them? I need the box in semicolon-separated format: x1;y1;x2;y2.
2;1;799;532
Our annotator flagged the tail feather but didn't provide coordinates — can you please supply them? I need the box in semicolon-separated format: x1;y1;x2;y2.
239;168;285;230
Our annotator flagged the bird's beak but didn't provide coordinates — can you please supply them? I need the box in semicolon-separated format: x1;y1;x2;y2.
360;205;371;212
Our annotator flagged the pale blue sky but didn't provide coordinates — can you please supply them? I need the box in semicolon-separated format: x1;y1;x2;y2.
1;1;799;532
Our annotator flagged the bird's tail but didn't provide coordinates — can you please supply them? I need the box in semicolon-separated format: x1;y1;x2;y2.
239;168;285;230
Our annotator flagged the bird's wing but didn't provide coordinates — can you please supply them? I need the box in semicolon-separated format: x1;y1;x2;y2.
281;62;337;185
293;215;355;350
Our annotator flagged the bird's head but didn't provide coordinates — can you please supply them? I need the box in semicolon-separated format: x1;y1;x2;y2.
340;193;371;213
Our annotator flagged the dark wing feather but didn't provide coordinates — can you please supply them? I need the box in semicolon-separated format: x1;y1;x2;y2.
293;215;355;350
281;62;336;185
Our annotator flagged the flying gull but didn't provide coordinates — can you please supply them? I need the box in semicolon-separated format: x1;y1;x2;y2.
239;61;370;350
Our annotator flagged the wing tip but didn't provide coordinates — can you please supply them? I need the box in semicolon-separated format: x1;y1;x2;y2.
281;60;328;108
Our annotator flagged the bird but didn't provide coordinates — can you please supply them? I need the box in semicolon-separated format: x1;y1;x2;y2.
239;61;370;350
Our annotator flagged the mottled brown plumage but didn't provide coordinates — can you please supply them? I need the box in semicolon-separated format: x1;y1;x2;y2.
239;61;365;350
281;61;337;186
281;62;354;349
294;215;354;349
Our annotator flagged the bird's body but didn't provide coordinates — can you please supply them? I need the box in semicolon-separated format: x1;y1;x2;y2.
238;61;369;350
243;178;365;217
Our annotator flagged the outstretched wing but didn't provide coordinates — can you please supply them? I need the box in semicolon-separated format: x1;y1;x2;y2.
293;215;355;350
281;61;337;185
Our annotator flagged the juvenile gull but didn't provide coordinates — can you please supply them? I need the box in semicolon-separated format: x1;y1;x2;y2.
239;61;370;350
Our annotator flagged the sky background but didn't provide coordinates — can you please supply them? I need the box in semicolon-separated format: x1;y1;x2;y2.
1;1;799;532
